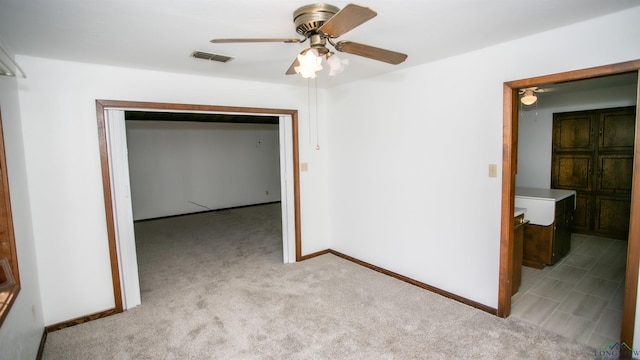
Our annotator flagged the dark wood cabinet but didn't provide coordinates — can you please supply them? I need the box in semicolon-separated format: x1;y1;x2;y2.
552;106;635;240
522;195;575;269
553;196;573;263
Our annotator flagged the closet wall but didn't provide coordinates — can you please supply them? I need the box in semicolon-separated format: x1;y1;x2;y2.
126;120;281;220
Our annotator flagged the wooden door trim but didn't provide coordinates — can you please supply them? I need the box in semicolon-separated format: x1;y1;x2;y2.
95;100;301;314
0;107;21;327
498;60;640;347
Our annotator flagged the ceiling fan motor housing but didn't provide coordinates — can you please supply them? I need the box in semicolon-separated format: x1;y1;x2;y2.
293;4;339;36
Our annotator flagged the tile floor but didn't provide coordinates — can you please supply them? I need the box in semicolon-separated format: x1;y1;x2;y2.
511;233;627;349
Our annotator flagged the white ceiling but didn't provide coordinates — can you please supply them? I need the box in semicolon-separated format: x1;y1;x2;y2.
0;0;639;87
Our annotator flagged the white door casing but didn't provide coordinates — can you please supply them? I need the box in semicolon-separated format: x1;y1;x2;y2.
104;109;141;309
279;115;296;263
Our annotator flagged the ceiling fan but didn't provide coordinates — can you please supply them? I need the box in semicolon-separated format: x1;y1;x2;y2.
519;86;555;105
210;3;408;78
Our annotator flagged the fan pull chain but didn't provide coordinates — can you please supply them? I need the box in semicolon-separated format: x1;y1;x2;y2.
315;78;320;150
308;78;312;145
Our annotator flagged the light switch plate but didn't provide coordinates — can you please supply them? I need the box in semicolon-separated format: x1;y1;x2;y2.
488;164;497;178
300;162;308;172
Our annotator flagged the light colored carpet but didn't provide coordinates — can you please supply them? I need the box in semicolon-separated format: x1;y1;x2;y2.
42;203;595;359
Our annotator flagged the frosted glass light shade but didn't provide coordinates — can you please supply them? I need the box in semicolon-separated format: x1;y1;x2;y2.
295;50;323;79
521;90;537;105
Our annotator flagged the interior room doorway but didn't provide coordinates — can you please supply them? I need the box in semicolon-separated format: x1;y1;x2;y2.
95;100;301;313
512;78;636;346
497;60;640;347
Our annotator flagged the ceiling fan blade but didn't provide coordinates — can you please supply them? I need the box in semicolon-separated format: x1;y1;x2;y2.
285;57;299;75
335;41;407;65
211;38;303;44
318;3;377;38
285;49;310;75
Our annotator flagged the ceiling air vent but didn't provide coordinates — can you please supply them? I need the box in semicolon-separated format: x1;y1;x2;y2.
191;51;233;63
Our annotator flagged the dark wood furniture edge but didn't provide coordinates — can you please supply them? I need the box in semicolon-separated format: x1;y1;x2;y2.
522;259;544;269
0;284;20;327
328;250;498;315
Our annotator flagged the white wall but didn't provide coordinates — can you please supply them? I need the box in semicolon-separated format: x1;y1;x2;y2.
126;121;281;220
326;6;640;313
516;84;637;189
0;76;44;358
14;56;330;325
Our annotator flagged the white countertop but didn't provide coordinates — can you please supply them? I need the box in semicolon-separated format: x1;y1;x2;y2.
514;207;526;217
515;187;576;201
514;187;576;226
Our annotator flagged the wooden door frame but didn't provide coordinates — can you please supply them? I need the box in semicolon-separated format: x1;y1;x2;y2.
497;60;640;346
95;100;302;313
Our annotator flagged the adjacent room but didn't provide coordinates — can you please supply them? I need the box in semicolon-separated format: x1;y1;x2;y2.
0;1;639;358
509;73;639;348
124;112;285;301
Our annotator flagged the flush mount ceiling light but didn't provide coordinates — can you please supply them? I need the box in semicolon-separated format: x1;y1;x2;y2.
210;3;407;79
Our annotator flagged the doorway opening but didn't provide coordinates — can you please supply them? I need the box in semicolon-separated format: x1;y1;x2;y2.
96;100;301;313
513;82;636;345
497;60;640;347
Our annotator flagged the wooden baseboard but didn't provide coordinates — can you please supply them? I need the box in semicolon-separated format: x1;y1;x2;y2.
298;249;330;261
36;328;47;360
45;308;119;333
36;308;119;358
327;250;498;316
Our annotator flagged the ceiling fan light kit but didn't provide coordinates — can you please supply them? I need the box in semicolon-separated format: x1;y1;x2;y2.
210;3;408;79
295;49;323;79
520;89;538;105
326;52;349;76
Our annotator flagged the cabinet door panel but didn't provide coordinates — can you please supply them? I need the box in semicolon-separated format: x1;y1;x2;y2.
553;113;595;152
598;154;633;193
572;193;590;233
595;195;631;239
599;109;636;152
552;154;592;191
523;224;554;268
